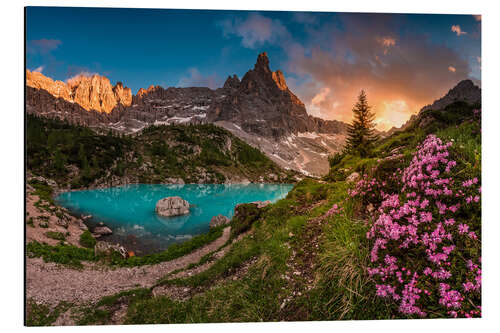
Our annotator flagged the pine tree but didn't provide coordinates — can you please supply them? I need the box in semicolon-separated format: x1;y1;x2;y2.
345;90;378;157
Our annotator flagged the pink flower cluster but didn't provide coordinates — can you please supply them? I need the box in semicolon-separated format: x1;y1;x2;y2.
325;203;343;217
353;135;481;318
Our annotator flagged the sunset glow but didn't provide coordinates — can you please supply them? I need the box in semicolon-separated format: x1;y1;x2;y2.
27;9;481;131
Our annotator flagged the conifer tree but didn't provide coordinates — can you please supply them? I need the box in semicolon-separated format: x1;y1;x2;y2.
345;90;378;157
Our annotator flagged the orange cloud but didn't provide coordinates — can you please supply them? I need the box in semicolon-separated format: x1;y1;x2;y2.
473;15;481;21
311;87;331;106
286;21;472;129
279;13;477;130
451;25;467;36
448;66;456;72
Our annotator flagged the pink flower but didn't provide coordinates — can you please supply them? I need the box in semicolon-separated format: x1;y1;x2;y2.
458;224;470;234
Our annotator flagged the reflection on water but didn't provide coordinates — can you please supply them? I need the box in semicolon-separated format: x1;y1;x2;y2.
56;183;293;254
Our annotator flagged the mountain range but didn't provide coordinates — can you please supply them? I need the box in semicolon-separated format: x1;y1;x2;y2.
26;52;481;176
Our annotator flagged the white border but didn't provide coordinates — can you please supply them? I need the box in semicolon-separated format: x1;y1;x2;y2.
2;0;499;332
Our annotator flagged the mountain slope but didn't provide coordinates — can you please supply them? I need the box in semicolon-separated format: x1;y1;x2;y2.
25;53;349;176
386;79;481;136
27;115;297;189
26;89;481;325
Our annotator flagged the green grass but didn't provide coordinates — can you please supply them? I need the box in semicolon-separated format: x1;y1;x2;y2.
29;179;55;206
26;226;225;269
79;230;96;248
26;301;71;326
121;181;339;324
27;101;481;325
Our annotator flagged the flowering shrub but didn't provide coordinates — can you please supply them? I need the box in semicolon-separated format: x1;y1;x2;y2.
351;134;481;318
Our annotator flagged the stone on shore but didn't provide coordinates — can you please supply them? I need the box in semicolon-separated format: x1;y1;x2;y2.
93;225;113;236
155;196;190;217
94;241;128;259
209;214;230;228
251;200;271;208
346;172;360;183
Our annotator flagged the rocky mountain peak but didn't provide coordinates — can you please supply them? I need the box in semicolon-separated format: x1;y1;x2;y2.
420;79;481;113
208;52;346;140
223;75;240;90
254;52;271;73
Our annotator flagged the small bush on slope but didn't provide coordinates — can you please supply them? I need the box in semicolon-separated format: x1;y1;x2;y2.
79;230;96;248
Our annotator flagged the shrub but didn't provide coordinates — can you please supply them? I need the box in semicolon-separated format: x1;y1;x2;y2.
79;230;96;248
328;152;344;168
230;203;262;238
351;134;481;318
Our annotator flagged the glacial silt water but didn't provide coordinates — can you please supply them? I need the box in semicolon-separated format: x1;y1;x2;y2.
56;183;293;254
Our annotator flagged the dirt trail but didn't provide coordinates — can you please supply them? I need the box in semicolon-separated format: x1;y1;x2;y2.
26;227;231;305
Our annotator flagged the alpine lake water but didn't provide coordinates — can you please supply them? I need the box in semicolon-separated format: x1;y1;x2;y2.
55;183;294;255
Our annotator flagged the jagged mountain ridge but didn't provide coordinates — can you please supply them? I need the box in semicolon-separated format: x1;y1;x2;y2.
26;70;132;114
420;79;481;113
26;53;349;176
208;52;346;139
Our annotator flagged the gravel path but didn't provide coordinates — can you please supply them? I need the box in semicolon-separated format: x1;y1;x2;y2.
26;227;231;305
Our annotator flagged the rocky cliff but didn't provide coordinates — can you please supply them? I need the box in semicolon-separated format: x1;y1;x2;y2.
27;70;132;114
420;79;481;113
208;52;346;140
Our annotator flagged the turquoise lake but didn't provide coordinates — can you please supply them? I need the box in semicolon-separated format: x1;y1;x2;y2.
55;183;293;254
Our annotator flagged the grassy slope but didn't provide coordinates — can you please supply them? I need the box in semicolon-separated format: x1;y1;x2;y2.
27;115;294;188
26;102;481;325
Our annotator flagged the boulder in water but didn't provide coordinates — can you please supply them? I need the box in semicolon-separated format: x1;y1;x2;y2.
156;196;190;217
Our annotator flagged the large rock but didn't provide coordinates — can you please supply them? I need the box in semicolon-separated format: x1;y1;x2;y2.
250;200;271;208
209;214;230;228
155;196;190;217
93;224;113;236
346;172;360;183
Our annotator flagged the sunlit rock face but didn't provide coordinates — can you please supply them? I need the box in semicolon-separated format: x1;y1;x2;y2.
27;70;132;114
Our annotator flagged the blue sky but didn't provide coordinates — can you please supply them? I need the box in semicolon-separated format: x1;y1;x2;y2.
26;7;481;129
